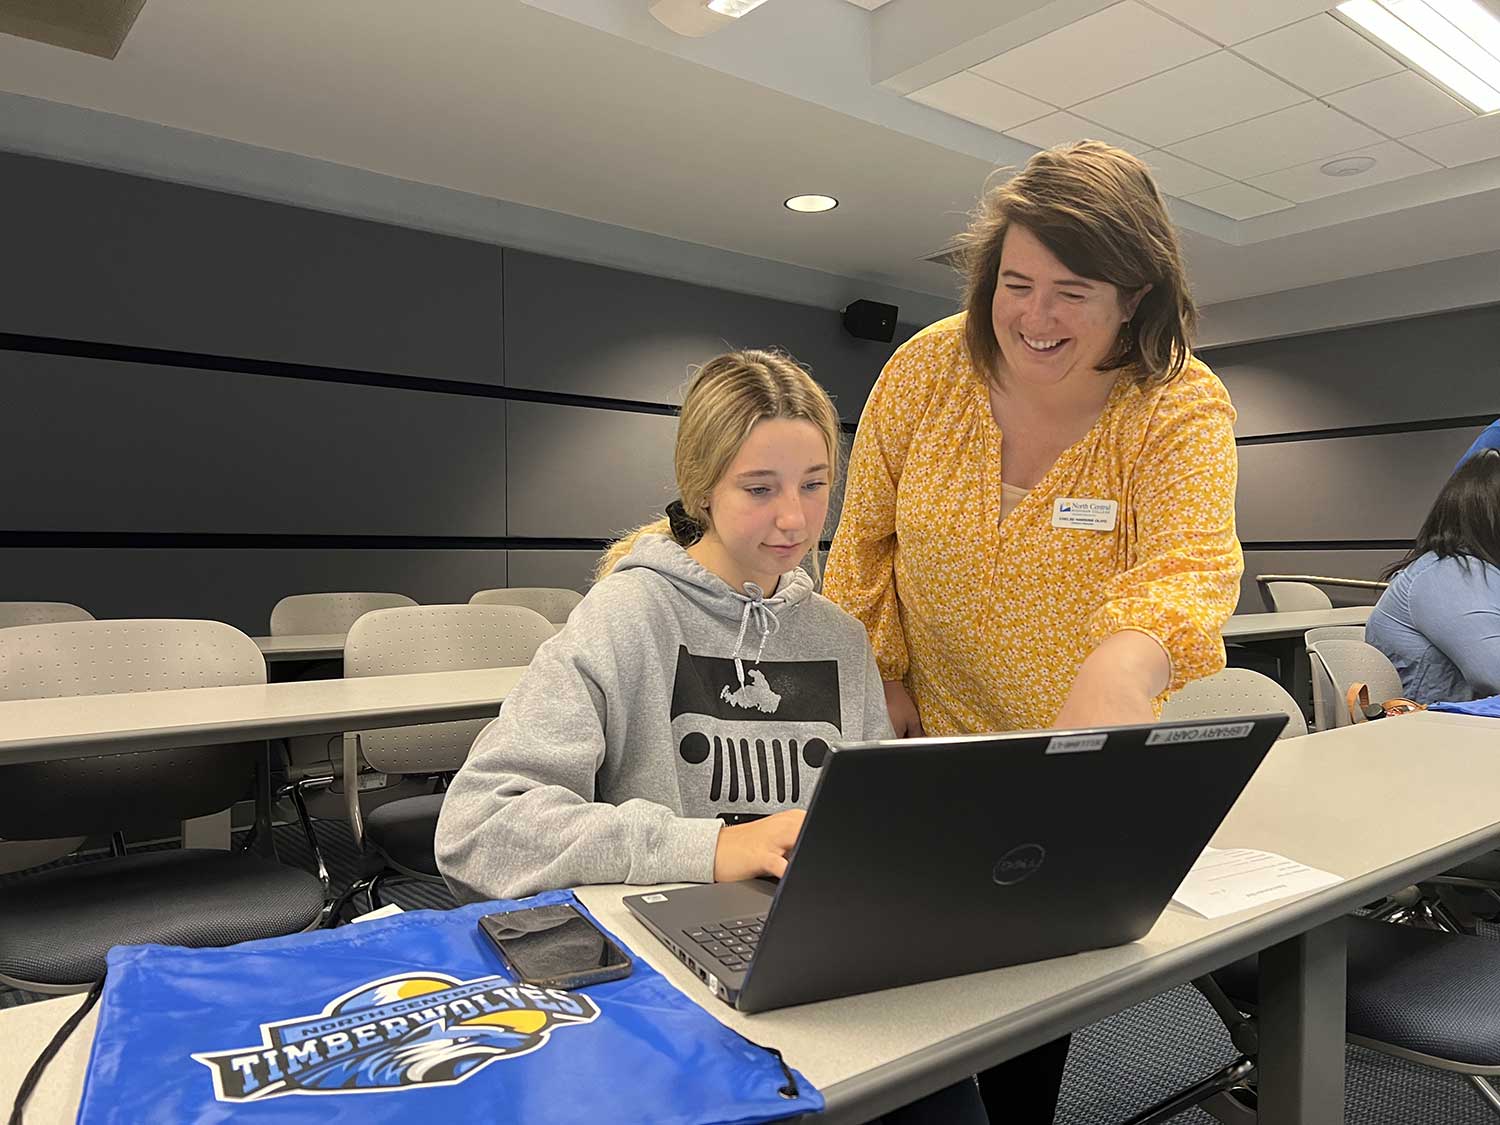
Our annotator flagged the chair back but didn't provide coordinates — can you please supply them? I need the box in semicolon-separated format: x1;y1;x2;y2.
1304;626;1367;731
1264;581;1332;612
344;604;554;773
0;620;267;839
1162;667;1308;738
269;592;416;635
1306;639;1405;729
0;602;94;628
469;587;582;625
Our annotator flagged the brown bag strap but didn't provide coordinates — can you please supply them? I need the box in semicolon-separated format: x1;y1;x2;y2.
1347;683;1372;724
1346;682;1425;723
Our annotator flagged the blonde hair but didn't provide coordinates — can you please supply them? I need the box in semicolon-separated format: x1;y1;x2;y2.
958;140;1197;386
595;349;842;583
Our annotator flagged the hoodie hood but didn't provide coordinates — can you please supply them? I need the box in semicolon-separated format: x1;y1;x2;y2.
614;533;816;686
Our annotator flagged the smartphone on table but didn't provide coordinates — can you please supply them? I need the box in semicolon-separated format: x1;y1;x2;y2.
478;902;633;990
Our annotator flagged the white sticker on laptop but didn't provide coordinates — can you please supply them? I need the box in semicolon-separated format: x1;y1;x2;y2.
1146;722;1255;746
640;894;668;903
1045;733;1109;755
1052;498;1118;531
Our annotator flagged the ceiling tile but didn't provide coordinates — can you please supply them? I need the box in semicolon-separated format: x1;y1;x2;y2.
1072;52;1308;147
1247;139;1440;201
1233;14;1404;96
1004;112;1149;153
908;71;1054;133
972;1;1216;107
1139;149;1231;196
1327;71;1475;138
1185;181;1295;219
1168;101;1383;179
1142;0;1339;45
1403;111;1500;167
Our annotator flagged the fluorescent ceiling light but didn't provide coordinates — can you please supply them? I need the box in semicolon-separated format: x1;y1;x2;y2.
784;195;839;213
1433;0;1500;59
1337;0;1500;112
707;0;771;15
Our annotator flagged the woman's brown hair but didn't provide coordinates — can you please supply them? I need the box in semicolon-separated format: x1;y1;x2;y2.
958;140;1197;386
594;349;843;583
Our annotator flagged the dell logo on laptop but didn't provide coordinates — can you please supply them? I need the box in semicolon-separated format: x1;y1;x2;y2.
992;844;1046;885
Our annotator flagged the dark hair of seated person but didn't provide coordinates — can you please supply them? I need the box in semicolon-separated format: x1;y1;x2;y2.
1384;450;1500;579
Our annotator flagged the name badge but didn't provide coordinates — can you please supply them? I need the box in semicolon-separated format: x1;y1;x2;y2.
1051;498;1118;531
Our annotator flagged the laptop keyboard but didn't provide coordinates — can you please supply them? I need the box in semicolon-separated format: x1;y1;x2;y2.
685;914;767;972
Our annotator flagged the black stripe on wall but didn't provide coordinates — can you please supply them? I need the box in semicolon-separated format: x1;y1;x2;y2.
1241;540;1412;552
1235;415;1498;446
0;332;862;434
0;532;842;552
2;333;1486;447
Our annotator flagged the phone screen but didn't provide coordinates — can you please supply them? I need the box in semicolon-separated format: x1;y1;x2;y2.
478;904;632;989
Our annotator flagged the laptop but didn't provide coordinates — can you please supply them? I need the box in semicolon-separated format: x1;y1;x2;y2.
624;714;1286;1013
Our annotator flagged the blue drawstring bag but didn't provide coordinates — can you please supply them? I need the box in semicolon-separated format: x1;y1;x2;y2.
76;890;821;1123
1431;695;1500;719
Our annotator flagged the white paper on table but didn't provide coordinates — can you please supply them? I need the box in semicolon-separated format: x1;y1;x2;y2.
1171;846;1343;919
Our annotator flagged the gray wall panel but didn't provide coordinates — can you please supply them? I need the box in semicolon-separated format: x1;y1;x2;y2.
1236;426;1481;543
0;549;509;635
503;250;919;420
506;550;604;595
507;402;677;538
1205;305;1500;439
0;152;503;384
1237;550;1400;614
0;352;507;535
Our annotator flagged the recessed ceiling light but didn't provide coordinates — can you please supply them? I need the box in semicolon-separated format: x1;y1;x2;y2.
1321;155;1379;176
1336;0;1500;113
784;195;839;213
707;0;772;15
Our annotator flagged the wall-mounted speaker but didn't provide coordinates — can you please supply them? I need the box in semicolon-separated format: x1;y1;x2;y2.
842;299;898;343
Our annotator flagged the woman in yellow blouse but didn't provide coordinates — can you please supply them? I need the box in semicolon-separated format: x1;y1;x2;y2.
825;139;1241;1125
826;141;1241;740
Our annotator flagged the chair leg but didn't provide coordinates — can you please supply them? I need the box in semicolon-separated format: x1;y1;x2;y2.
1121;1058;1257;1125
1470;1076;1500;1117
279;777;332;893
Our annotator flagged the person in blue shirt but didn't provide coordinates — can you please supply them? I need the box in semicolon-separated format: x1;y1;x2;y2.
1367;450;1500;704
1456;418;1500;472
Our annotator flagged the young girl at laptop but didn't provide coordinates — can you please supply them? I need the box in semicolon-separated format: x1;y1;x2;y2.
437;349;991;1124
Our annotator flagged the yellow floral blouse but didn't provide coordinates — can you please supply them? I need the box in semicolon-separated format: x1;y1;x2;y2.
825;313;1243;734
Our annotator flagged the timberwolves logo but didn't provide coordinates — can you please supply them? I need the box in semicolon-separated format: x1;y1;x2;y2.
668;647;843;806
192;972;600;1102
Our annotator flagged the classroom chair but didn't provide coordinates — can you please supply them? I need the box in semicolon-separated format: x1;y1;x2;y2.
269;590;417;635
1130;668;1500;1123
0;597;96;873
1263;581;1333;613
0;620;325;992
1306;638;1404;728
1304;625;1369;732
469;586;582;626
335;604;555;910
0;601;94;628
270;591;419;815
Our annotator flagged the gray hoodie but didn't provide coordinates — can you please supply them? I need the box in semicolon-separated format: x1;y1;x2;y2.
436;534;894;902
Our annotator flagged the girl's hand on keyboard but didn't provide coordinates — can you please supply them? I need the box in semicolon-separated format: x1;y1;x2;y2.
713;809;806;883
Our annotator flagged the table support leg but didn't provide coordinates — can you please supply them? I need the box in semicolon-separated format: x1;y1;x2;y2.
251;740;279;860
1257;917;1346;1124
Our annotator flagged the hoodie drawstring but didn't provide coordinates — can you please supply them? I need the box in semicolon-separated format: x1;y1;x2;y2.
731;582;781;687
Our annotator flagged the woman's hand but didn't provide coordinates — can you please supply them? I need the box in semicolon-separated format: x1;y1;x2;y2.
1053;630;1170;730
883;679;926;738
713;810;805;882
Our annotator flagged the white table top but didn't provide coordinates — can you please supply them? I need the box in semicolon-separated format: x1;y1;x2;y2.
5;711;1497;1123
0;666;525;766
252;633;347;661
1221;605;1371;642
